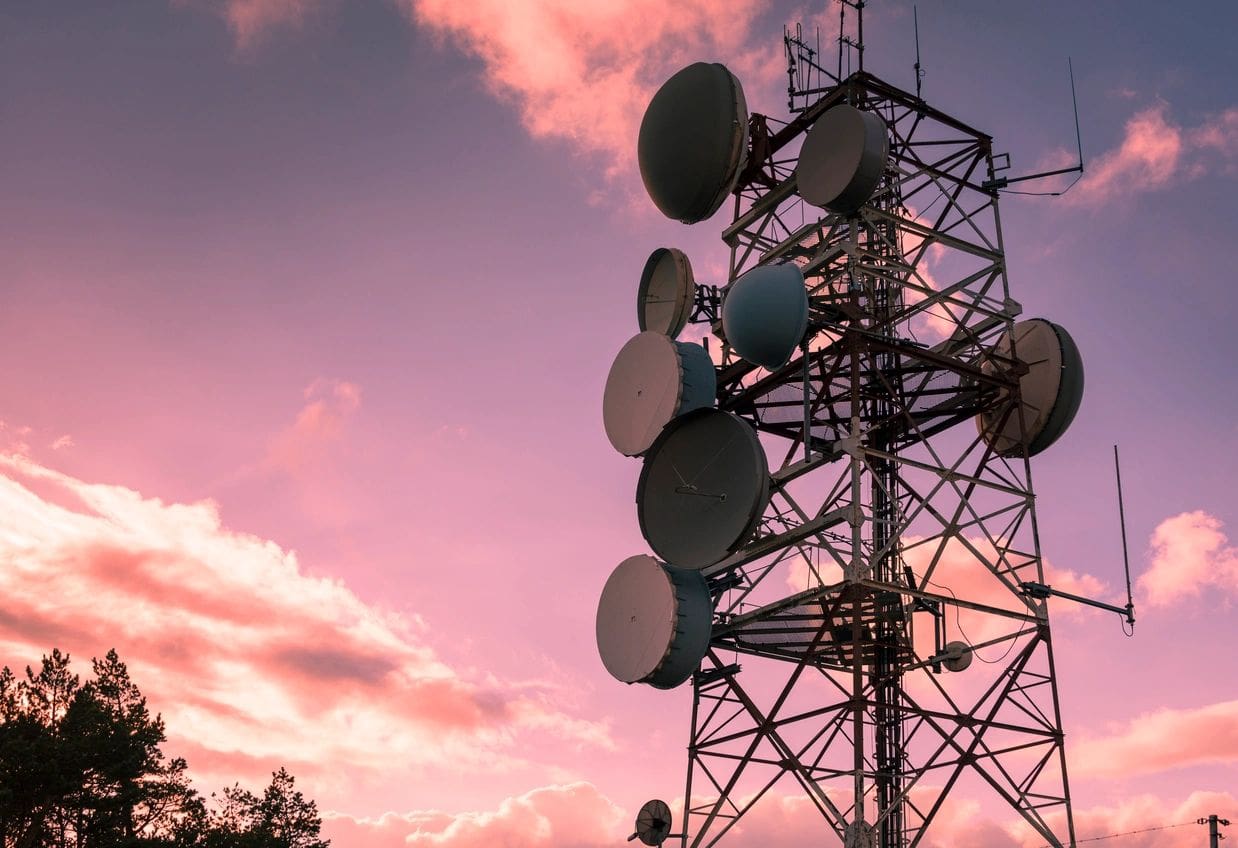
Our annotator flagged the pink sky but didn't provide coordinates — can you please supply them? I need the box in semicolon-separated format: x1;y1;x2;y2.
1;1;1236;845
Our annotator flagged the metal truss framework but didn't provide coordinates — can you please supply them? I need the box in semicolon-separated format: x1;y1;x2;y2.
678;67;1078;848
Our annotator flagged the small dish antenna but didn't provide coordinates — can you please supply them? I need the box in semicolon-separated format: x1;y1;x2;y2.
629;799;673;846
638;247;696;338
596;556;713;689
638;62;749;223
797;104;889;214
637;408;770;569
941;640;973;672
721;263;810;370
977;318;1084;457
603;331;716;457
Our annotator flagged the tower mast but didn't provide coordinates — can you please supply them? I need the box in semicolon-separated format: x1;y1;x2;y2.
597;5;1119;847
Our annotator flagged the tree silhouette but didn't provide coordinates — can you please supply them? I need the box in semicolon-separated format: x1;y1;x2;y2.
202;772;327;848
0;649;329;848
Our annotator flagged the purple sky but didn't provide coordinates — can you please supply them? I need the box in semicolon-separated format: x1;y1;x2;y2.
1;2;1236;846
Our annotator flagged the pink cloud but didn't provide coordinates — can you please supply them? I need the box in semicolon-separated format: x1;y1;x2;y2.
741;788;1238;848
1068;103;1183;205
1071;699;1238;779
1192;107;1238;150
0;453;610;796
1066;102;1238;205
181;0;805;180
264;377;361;473
402;0;778;176
1139;510;1238;607
900;532;1107;650
190;0;787;172
324;781;1238;848
192;0;322;50
0;419;33;456
1060;791;1238;848
1043;560;1107;603
1190;106;1238;172
323;782;626;848
966;790;1238;848
0;421;81;462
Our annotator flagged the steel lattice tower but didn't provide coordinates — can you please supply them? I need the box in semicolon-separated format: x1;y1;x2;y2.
680;25;1077;848
598;7;1107;848
683;31;1079;848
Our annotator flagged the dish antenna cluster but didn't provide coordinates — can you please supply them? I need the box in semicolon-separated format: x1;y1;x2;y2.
596;4;1132;847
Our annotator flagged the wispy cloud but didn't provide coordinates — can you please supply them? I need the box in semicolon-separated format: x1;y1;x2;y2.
0;453;610;794
190;0;323;50
0;419;33;456
1068;103;1183;205
1190;107;1238;168
1071;699;1238;778
186;0;786;177
1065;102;1238;206
264;378;362;474
401;0;779;176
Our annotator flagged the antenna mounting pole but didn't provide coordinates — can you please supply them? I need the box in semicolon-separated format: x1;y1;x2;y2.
1114;444;1136;627
981;58;1087;193
1069;58;1084;172
913;5;924;99
837;0;865;80
1020;445;1137;630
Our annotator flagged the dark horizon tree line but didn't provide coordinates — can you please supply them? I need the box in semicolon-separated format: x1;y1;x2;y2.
0;647;329;848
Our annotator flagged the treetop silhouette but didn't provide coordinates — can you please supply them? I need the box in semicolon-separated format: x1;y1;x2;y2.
0;648;329;848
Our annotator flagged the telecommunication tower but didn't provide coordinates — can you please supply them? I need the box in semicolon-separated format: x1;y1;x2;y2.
596;5;1133;847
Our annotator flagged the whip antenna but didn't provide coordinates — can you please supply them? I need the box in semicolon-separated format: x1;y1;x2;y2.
1114;445;1136;629
913;6;924;98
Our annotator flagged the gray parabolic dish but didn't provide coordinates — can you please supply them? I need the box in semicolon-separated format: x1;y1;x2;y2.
638;247;695;338
797;104;889;215
977;319;1084;457
595;555;713;689
942;640;974;672
638;62;749;224
637;408;770;569
721;263;809;369
634;800;673;847
604;331;717;457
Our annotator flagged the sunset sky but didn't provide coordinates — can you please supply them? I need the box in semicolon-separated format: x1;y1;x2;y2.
1;1;1236;846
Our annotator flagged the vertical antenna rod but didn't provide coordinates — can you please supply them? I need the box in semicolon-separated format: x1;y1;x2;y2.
913;5;923;98
1114;445;1136;627
837;3;844;80
1069;58;1084;173
981;59;1087;191
1019;448;1138;629
856;0;864;73
837;1;866;80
